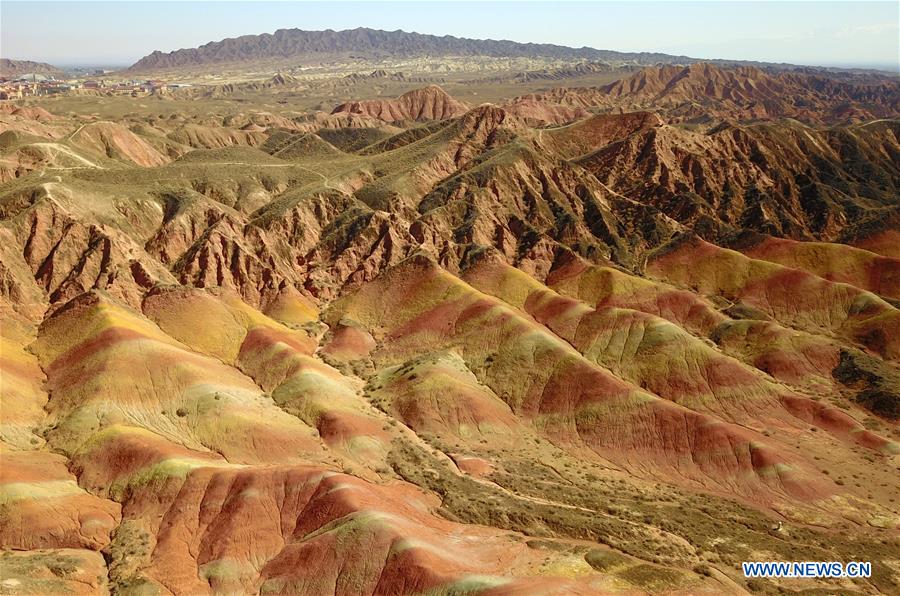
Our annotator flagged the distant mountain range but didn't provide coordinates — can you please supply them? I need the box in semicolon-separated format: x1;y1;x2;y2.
127;27;696;71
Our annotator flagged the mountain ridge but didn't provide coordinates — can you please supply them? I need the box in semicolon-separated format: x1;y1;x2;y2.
0;58;64;79
127;27;698;71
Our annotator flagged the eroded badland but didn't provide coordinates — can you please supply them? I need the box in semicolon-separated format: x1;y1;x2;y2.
1;31;900;595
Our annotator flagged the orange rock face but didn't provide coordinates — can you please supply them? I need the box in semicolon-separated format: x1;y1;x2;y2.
1;66;899;594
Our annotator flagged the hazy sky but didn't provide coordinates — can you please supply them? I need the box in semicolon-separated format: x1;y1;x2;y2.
2;1;898;69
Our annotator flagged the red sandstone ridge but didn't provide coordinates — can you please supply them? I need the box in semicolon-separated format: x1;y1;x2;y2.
499;97;591;126
540;111;664;157
496;64;899;125
331;85;470;123
600;63;900;123
70;122;169;167
0;104;56;121
602;63;775;100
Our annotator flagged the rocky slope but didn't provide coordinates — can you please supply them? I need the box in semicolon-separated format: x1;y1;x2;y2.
1;70;899;594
